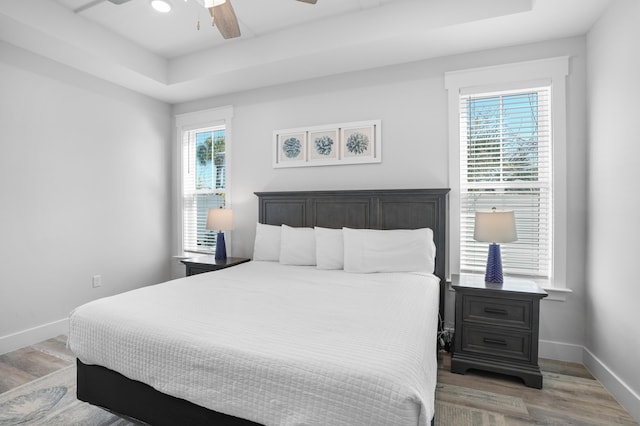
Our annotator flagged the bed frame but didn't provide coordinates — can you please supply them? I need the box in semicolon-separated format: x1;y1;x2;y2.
76;188;449;426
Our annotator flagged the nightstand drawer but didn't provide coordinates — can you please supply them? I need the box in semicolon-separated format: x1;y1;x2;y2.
462;295;532;329
460;325;532;362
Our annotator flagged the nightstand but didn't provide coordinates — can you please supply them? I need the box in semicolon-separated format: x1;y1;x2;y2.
181;256;250;276
450;273;548;388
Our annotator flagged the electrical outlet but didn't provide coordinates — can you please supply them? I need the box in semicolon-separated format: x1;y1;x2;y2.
92;275;102;288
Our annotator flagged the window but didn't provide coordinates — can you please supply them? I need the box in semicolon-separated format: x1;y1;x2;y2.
176;106;233;255
182;126;227;253
459;87;551;277
445;57;569;293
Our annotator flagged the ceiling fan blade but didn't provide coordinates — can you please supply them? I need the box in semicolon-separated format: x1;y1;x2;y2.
209;0;241;39
297;0;317;3
74;0;131;13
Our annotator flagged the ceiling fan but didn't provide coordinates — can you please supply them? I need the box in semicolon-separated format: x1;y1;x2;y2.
201;0;317;39
75;0;317;40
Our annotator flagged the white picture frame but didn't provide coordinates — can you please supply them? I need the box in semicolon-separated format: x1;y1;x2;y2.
274;132;306;166
273;120;381;168
340;123;377;163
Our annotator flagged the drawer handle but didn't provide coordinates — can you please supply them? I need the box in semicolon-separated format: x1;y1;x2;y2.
483;337;507;346
484;307;508;315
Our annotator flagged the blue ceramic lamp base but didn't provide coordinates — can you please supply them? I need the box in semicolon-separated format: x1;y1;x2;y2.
215;232;227;260
485;243;504;284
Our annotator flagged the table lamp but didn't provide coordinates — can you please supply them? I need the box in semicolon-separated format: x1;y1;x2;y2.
474;208;517;284
206;208;233;260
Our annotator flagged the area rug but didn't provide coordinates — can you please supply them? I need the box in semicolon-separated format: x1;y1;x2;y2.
1;365;507;426
0;365;138;425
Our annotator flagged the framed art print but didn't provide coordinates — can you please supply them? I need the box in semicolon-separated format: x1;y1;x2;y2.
341;126;373;159
309;129;339;163
273;120;381;168
275;132;306;166
340;120;381;164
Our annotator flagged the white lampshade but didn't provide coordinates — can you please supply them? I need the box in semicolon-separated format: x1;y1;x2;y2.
206;208;234;231
474;209;517;243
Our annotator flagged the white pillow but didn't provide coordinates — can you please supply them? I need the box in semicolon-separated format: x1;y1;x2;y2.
252;223;281;261
279;225;316;265
342;227;436;273
314;227;344;270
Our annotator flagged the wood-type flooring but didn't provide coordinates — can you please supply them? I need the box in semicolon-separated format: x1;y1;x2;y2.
0;336;637;425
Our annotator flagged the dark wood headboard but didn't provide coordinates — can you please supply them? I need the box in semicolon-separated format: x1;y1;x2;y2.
254;188;450;326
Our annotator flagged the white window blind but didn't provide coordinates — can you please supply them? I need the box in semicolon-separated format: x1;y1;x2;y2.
182;125;227;254
459;87;552;278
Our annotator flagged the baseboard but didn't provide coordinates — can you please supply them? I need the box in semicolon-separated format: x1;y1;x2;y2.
540;339;639;422
539;339;584;363
583;347;640;422
0;318;69;356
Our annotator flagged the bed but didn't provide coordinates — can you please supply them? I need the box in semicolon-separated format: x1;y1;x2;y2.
69;188;449;426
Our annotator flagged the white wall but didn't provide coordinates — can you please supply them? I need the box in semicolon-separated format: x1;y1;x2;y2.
586;0;640;419
174;36;589;359
0;42;172;354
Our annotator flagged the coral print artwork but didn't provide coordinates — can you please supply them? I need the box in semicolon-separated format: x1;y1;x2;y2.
278;133;306;162
342;126;374;158
283;137;302;158
309;130;339;161
346;132;369;155
273;120;380;168
315;136;333;155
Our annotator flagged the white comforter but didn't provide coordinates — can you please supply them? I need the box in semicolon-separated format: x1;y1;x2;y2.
68;261;439;426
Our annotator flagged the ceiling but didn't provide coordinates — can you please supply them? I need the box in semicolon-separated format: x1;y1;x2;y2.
0;0;612;104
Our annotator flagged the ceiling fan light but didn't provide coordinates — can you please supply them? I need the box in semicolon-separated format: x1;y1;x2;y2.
151;0;172;13
204;0;226;7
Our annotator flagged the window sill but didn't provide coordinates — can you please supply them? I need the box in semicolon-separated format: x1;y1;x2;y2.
525;277;572;301
540;286;572;302
528;277;573;301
